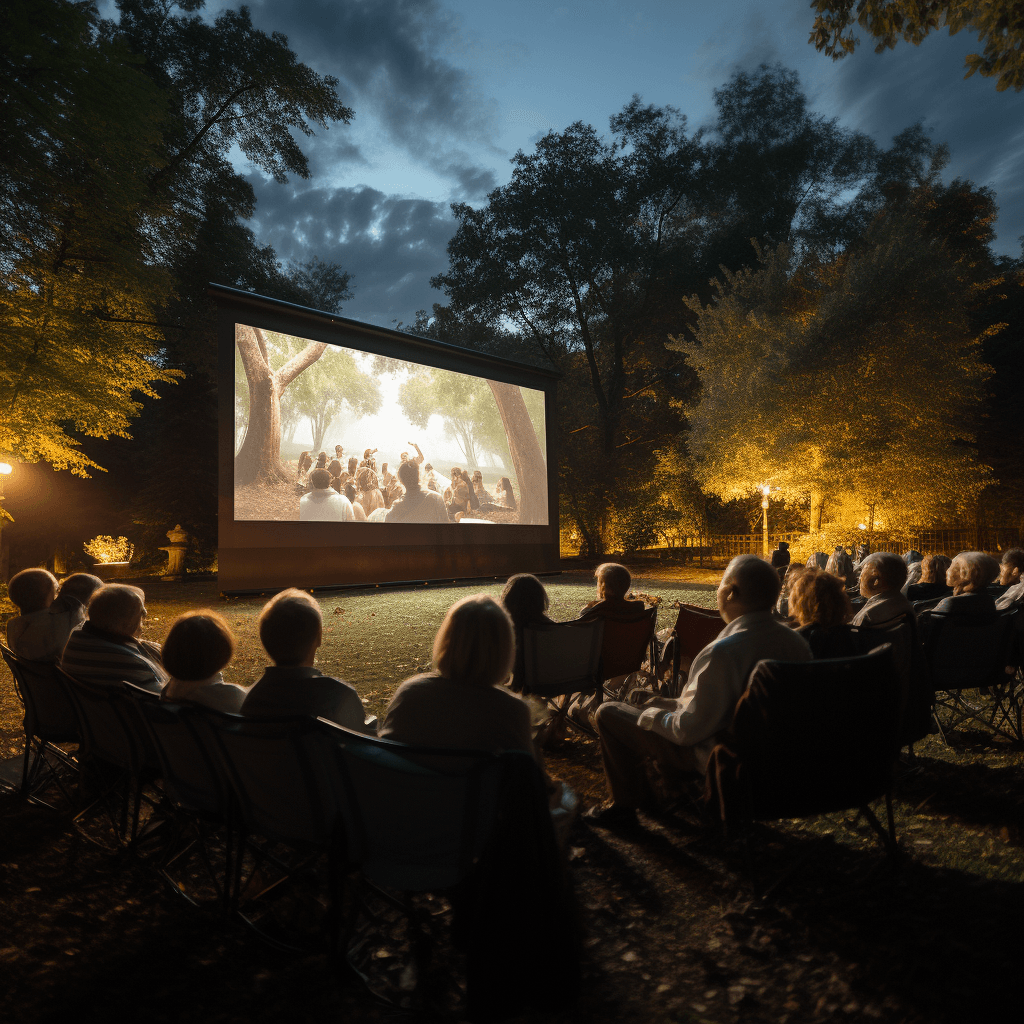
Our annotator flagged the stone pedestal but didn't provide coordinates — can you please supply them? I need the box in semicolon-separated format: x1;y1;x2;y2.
159;524;188;579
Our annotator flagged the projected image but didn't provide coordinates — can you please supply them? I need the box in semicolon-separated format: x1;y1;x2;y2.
233;324;548;525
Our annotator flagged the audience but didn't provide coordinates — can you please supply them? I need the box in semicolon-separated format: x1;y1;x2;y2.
932;552;1001;616
770;540;791;570
299;468;354;522
500;573;555;693
6;569;103;662
379;594;535;757
586;555;811;829
852;552;913;626
903;550;925;588
996;548;1024;610
345;482;368;521
789;567;858;659
356;466;385;516
161;610;247;713
61;583;167;691
905;555;953;603
825;546;855;588
241;589;374;731
384;460;450;524
578;563;648;625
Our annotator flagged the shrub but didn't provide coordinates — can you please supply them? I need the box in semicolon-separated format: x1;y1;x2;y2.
83;535;134;564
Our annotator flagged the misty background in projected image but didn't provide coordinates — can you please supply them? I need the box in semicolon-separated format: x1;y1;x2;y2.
233;327;547;524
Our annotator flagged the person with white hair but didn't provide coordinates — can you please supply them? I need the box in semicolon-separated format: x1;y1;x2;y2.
60;584;167;691
586;555;811;829
852;552;914;626
932;552;1001;616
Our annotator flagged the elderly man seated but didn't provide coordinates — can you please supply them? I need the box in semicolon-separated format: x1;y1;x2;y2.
852;552;914;626
932;552;1001;616
61;583;167;692
585;555;811;829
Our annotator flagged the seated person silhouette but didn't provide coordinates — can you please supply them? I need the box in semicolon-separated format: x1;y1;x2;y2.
932;552;1000;616
384;459;449;524
500;573;555;693
852;553;914;626
905;555;952;603
161;610;247;713
241;589;374;731
61;583;167;691
586;555;811;829
789;567;858;659
299;468;354;522
6;569;102;662
996;548;1024;610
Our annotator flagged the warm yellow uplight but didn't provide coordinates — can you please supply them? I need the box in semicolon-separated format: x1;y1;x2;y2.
0;463;11;475
857;523;867;530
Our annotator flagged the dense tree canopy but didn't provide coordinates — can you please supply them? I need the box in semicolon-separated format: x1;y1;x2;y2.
809;1;1024;91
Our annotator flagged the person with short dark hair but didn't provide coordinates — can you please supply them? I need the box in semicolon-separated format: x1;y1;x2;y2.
161;610;246;712
61;584;166;691
299;468;354;522
379;594;535;756
852;552;914;626
501;574;555;693
344;482;367;521
769;540;790;569
586;554;811;828
385;459;449;523
315;452;328;470
6;568;60;660
241;589;373;731
997;548;1024;609
789;567;857;659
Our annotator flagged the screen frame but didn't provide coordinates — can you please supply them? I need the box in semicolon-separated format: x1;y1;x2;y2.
214;283;561;592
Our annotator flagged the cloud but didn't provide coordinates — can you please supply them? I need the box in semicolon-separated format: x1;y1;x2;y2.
249;176;456;325
244;0;501;198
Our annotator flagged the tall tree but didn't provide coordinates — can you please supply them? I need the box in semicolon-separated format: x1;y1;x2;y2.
809;1;1024;91
674;212;993;538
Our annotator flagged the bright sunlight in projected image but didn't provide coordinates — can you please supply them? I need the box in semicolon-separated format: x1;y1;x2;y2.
233;324;548;526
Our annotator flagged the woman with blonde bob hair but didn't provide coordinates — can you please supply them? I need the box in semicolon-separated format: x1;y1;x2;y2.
379;594;532;756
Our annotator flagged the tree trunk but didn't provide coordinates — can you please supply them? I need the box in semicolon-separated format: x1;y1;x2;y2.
809;488;824;533
487;381;549;525
234;325;327;486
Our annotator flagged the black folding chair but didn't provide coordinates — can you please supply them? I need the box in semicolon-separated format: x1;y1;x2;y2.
1;643;79;807
520;618;604;739
705;645;903;900
315;721;576;1019
200;709;348;950
57;668;158;848
127;687;236;908
918;608;1019;742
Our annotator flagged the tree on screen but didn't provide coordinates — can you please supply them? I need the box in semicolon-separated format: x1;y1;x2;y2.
281;340;381;452
234;325;328;485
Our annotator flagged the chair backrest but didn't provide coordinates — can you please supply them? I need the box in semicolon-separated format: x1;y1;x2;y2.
720;645;902;820
202;710;338;847
919;609;1018;693
57;668;142;772
520;618;604;698
671;603;724;664
599;605;659;680
316;719;506;891
1;643;79;742
127;687;230;817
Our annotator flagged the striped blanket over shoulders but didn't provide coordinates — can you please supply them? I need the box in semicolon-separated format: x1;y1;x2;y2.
61;622;167;692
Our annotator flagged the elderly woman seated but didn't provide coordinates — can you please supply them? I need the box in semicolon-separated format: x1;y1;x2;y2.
905;554;953;603
788;567;858;659
996;549;1024;610
61;584;167;691
931;552;1001;616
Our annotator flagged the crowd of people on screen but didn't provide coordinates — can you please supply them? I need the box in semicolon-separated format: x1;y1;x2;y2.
5;541;1024;835
294;441;517;524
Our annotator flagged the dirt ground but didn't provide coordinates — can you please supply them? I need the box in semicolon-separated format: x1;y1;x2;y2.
1;571;1021;1024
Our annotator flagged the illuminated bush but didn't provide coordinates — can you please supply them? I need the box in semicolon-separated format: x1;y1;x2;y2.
83;535;134;564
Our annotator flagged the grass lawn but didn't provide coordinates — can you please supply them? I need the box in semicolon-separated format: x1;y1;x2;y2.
1;568;1022;1023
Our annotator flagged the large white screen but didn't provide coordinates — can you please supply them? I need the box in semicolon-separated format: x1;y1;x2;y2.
233;323;549;525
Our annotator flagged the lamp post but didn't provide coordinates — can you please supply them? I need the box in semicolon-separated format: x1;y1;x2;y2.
761;484;770;558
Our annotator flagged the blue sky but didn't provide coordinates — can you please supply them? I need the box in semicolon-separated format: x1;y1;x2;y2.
204;0;1023;325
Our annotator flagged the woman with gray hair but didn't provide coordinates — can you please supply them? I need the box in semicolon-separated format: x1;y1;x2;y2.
932;552;1001;616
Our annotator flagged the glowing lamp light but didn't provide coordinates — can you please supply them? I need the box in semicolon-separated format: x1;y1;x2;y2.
0;463;11;475
761;484;771;497
857;523;867;530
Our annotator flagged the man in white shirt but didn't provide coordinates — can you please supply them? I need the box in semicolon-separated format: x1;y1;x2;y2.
299;468;355;522
586;554;811;829
852;552;914;625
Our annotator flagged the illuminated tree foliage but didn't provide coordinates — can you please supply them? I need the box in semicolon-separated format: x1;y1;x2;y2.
809;1;1024;92
674;212;995;537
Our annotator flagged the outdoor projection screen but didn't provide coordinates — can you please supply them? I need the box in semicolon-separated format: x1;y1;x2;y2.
214;284;560;592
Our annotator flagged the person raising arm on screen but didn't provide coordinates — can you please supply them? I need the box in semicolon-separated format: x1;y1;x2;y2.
385;460;450;523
